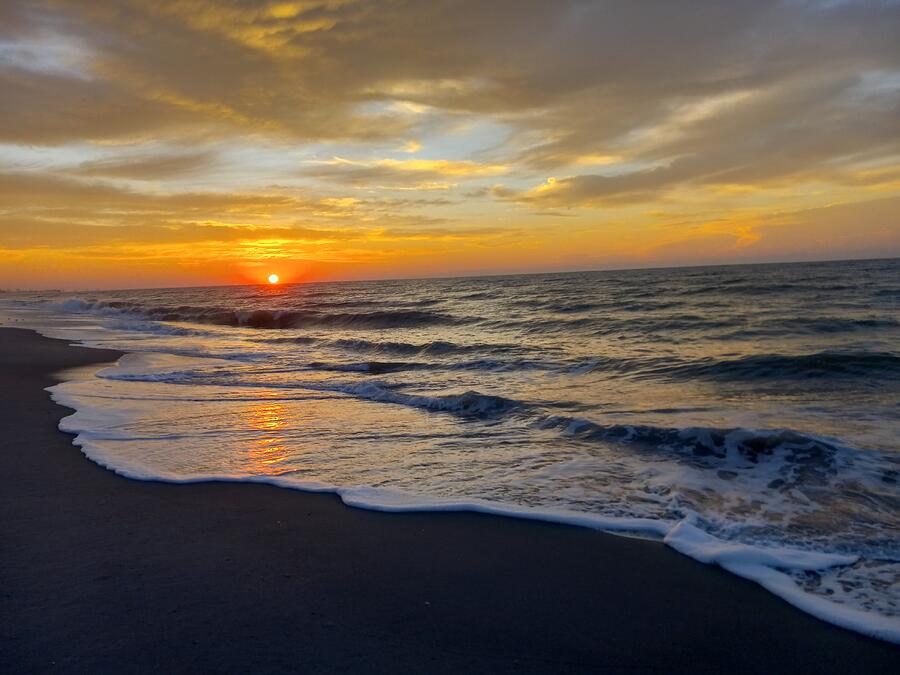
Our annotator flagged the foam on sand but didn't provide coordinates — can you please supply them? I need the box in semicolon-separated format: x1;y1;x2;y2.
48;375;900;644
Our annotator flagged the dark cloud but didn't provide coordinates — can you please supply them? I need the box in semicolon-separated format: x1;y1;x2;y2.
66;151;217;180
2;0;894;154
0;66;201;144
498;73;900;208
0;171;303;218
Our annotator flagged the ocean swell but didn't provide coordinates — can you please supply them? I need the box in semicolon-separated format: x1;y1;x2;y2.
13;258;900;645
54;298;463;330
660;351;900;381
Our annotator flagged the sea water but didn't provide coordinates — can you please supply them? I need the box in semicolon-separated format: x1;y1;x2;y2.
2;258;898;642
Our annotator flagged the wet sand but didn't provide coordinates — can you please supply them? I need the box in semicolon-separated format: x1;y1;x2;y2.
0;327;896;673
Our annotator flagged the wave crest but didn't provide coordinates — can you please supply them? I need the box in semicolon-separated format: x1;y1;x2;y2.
662;351;900;381
53;298;462;330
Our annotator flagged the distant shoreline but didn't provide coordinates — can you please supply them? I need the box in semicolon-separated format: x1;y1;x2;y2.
0;326;897;672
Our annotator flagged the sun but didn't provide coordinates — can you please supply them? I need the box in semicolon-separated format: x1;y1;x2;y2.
267;273;280;284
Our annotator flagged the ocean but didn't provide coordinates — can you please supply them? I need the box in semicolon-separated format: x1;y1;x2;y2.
2;258;898;642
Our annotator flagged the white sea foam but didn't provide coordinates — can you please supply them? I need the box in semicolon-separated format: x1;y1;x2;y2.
664;521;900;643
42;381;900;644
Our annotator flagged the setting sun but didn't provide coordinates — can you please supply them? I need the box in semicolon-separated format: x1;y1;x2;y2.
267;274;280;284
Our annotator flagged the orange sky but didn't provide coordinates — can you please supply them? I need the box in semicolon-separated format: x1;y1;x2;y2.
1;0;898;289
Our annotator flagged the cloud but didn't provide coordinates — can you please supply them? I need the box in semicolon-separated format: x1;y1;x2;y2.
301;157;508;189
0;170;305;219
0;66;201;144
497;76;900;207
0;218;358;249
3;1;898;187
0;170;457;237
641;196;900;264
2;1;889;146
66;151;217;180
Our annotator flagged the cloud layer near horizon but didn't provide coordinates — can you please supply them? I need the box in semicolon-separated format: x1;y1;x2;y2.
1;0;898;287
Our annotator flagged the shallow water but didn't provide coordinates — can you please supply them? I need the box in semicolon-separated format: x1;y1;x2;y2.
3;258;899;641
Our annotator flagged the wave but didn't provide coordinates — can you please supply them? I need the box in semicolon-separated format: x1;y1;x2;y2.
675;282;853;297
538;416;900;548
480;313;744;337
261;336;320;345
54;298;462;330
106;318;213;337
96;357;524;418
332;337;489;356
568;355;670;376
547;351;900;383
873;287;900;297
262;336;530;359
49;376;900;644
337;382;524;417
789;317;899;333
308;360;430;374
659;351;900;381
481;316;597;334
540;415;847;466
309;357;553;375
564;350;900;383
232;309;459;329
505;298;603;313
713;317;899;339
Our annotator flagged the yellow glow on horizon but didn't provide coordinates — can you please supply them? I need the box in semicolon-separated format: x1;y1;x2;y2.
268;273;280;284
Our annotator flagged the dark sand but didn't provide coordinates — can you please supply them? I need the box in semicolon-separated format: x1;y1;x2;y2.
1;327;897;673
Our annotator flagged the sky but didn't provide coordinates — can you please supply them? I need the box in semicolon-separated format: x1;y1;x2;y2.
1;0;899;289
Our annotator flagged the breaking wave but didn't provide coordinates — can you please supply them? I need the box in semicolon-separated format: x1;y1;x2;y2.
54;298;463;330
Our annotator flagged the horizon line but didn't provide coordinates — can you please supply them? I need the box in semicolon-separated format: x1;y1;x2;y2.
3;253;898;294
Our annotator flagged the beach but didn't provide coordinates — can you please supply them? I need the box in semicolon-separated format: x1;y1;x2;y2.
1;326;897;673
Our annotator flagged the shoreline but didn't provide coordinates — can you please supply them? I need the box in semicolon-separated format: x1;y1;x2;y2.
1;327;897;672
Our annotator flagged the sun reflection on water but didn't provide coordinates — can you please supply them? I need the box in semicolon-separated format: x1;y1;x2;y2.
244;399;292;475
